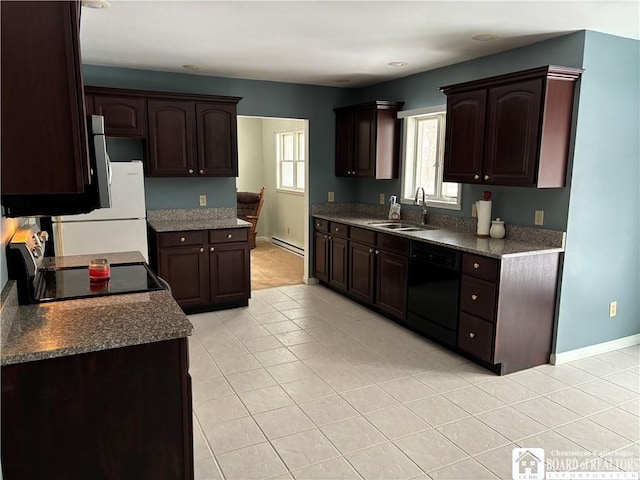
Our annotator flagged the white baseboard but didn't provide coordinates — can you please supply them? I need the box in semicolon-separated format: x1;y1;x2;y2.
271;236;304;257
551;334;640;364
256;235;269;242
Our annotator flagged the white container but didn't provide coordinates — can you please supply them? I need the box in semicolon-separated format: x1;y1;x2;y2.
490;218;506;239
476;200;492;236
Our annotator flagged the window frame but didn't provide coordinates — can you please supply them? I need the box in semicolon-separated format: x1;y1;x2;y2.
399;105;462;210
275;129;305;195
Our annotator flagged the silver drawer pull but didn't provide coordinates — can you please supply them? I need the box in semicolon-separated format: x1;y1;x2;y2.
473;262;480;269
471;294;478;301
180;237;186;242
227;234;233;239
188;169;194;174
474;174;480;180
375;250;380;255
484;175;490;180
199;248;204;253
369;248;373;253
210;247;215;252
335;227;339;232
199;169;204;174
469;332;476;338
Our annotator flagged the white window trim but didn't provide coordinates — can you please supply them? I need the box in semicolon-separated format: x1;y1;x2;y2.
399;105;462;211
276;129;305;194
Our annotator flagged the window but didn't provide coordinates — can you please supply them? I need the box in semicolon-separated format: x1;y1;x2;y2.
276;130;305;193
400;106;461;209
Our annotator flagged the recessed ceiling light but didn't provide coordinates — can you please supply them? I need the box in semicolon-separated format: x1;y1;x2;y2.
182;64;200;71
388;61;408;68
82;0;111;9
472;33;500;42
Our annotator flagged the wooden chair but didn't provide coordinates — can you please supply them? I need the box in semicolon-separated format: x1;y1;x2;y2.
237;187;265;249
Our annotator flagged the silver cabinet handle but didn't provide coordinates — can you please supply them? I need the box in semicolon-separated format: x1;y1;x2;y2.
352;171;357;175
188;169;194;174
471;294;478;300
180;237;185;242
469;332;476;338
474;175;480;180
375;250;380;255
199;169;204;174
473;262;480;269
210;247;215;252
368;248;373;253
484;175;490;180
227;234;232;239
324;235;328;239
199;248;204;253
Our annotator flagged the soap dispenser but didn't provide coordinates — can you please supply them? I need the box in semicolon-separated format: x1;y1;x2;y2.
489;218;505;239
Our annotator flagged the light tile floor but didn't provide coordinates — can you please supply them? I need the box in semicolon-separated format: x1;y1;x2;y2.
189;284;640;480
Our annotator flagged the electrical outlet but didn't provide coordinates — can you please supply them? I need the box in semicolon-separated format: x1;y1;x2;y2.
609;301;617;318
328;191;334;202
472;203;477;217
535;210;544;225
379;193;385;205
199;194;207;206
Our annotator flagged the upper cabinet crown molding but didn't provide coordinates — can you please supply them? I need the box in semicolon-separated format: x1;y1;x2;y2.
441;65;583;188
334;101;404;180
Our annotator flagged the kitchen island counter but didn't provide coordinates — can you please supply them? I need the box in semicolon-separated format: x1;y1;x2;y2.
0;251;192;366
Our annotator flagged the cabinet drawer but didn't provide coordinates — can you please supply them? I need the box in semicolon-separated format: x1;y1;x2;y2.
313;218;329;233
377;233;409;256
209;228;248;244
159;231;204;248
329;222;349;238
462;253;499;281
458;312;494;362
460;275;497;322
350;227;375;245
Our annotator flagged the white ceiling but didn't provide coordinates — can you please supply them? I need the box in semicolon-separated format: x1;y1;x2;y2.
80;1;640;88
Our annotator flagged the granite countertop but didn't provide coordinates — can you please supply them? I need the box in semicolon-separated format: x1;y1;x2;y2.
148;217;251;233
313;213;564;259
43;251;146;268
1;251;193;366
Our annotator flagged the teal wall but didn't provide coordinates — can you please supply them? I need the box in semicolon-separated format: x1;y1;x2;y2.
353;32;586;230
555;31;640;352
83;66;356;210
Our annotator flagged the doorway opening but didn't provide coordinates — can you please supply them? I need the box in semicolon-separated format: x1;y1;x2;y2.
236;116;309;291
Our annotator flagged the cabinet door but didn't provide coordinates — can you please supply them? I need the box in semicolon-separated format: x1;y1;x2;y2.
484;79;543;186
1;0;90;195
159;246;208;308
353;108;376;177
93;95;146;137
443;90;486;184
196;103;238;176
376;251;408;320
329;237;348;291
335;111;353;176
313;232;330;282
349;242;375;304
147;100;196;176
209;243;250;303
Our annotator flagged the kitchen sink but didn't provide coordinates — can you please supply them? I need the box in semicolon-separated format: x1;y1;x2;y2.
371;222;439;232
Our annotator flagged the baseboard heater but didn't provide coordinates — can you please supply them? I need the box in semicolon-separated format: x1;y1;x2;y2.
271;236;304;257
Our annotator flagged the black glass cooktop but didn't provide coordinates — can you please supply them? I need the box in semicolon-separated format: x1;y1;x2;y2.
34;262;165;302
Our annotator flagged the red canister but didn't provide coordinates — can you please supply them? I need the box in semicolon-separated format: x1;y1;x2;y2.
88;258;111;282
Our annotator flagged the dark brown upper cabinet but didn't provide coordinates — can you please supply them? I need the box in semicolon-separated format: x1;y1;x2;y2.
147;96;240;177
441;65;583;188
334;101;404;179
85;88;146;138
1;0;90;197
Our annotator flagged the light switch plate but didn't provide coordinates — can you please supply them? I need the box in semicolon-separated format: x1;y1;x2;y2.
379;193;385;205
328;191;335;202
199;194;207;206
535;210;544;225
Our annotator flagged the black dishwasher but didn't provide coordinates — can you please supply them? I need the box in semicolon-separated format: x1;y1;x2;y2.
407;242;461;347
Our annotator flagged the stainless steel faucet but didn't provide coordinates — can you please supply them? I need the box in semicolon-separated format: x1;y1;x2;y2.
414;187;428;224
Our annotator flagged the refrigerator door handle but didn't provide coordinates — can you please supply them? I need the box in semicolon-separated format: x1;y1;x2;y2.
52;222;64;257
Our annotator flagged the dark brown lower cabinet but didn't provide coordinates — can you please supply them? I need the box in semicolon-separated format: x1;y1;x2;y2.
1;338;193;480
348;242;376;304
328;236;348;291
375;250;408;319
149;227;251;312
160;245;209;308
313;231;330;283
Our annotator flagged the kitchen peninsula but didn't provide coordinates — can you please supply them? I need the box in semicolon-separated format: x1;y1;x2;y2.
1;251;194;479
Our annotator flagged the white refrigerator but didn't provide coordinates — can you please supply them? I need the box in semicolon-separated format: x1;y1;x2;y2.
52;161;149;261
